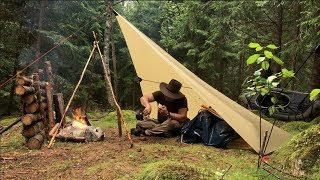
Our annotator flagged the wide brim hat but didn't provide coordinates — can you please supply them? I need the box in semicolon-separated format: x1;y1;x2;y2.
159;79;185;99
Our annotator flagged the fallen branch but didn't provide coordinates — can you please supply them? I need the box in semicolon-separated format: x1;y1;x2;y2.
0;157;17;161
0;118;21;135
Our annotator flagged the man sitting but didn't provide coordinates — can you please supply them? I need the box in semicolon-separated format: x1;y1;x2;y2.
131;79;189;137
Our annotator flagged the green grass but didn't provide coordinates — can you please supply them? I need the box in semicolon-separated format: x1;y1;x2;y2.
272;123;320;179
85;161;110;176
52;160;74;171
0;117;29;152
0;117;19;126
88;110;136;129
1;111;319;179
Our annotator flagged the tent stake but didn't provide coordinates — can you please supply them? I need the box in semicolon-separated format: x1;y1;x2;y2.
258;130;268;168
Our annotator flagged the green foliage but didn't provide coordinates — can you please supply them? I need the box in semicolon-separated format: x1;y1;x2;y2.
246;54;260;65
310;89;320;101
244;42;295;115
1;0;319;113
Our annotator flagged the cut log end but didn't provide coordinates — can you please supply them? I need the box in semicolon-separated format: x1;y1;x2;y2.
15;86;35;96
16;77;32;86
25;102;39;114
15;86;26;95
26;133;45;150
21;114;40;126
22;94;37;104
22;121;44;138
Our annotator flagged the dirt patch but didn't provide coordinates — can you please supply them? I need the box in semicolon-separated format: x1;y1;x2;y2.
1;126;268;179
1;128;189;179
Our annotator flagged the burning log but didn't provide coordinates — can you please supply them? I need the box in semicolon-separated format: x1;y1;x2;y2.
15;85;35;96
16;77;32;86
22;94;37;104
21;113;41;126
26;131;45;150
57;122;104;142
72;107;91;126
22;121;44;138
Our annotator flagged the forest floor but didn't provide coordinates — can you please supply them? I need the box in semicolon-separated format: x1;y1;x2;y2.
0;110;317;179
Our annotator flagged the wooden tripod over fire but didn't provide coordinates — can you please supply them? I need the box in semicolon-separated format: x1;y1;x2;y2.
48;32;133;148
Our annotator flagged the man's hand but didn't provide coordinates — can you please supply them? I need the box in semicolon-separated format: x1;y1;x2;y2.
158;104;169;115
140;94;155;116
143;105;152;116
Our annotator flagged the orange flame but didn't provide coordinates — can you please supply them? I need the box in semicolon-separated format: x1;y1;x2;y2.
72;107;88;125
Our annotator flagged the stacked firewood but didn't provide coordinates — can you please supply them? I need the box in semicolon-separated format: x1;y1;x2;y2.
15;74;48;149
13;61;65;150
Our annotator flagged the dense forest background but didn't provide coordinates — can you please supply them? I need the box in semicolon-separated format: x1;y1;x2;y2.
1;0;319;116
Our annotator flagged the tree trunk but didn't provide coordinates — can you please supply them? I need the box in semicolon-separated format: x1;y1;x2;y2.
271;0;283;74
8;67;17;115
45;61;55;129
53;93;65;126
35;0;46;71
109;4;121;136
45;82;54;129
290;2;301;90
310;52;320;90
45;61;54;90
103;2;116;108
238;41;245;96
217;58;225;92
110;5;118;101
309;8;320;90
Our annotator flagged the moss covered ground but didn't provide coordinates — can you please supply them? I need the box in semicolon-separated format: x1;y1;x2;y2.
1;110;319;179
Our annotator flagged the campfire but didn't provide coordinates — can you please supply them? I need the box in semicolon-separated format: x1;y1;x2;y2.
72;107;91;128
50;107;104;142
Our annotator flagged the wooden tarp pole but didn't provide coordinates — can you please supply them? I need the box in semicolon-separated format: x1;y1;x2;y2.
0;118;21;135
93;31;133;148
47;44;97;148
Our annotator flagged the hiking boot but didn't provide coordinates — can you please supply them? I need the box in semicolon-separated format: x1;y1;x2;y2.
130;128;144;136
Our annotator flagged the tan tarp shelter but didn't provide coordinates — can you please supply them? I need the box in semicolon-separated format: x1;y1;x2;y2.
115;13;290;154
